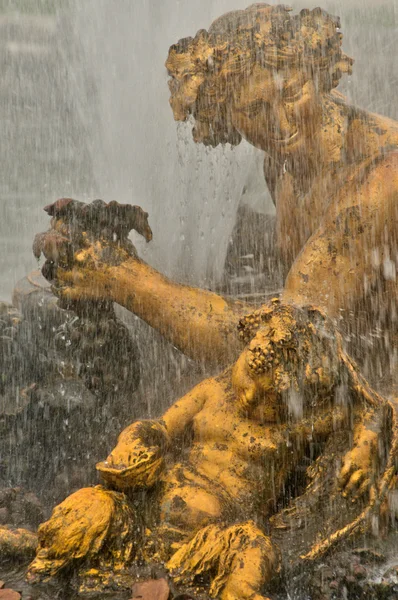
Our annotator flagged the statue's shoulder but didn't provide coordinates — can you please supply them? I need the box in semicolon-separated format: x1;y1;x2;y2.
336;148;398;213
371;150;398;197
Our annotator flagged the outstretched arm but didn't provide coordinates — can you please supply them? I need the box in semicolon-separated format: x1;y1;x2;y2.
44;237;249;368
105;258;248;366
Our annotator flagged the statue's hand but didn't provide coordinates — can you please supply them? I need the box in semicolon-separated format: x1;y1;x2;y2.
32;199;152;307
338;424;378;502
33;234;123;306
96;420;170;490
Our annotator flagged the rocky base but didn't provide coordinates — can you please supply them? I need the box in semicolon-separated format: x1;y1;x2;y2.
306;546;398;600
0;271;141;505
0;488;43;532
1;540;398;600
0;580;22;600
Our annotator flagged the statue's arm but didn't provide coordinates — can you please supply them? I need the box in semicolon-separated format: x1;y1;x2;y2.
111;259;247;366
58;254;248;367
299;403;384;501
96;378;212;489
281;154;398;316
161;377;213;439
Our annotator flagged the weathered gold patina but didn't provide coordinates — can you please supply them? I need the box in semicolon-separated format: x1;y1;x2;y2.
27;302;398;598
30;5;398;374
26;4;398;598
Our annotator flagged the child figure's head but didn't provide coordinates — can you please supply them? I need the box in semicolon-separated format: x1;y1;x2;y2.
233;300;341;418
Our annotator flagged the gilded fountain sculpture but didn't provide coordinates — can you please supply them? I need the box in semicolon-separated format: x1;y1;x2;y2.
1;4;397;599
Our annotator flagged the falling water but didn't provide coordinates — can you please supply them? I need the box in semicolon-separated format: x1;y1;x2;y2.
0;0;397;599
1;0;397;297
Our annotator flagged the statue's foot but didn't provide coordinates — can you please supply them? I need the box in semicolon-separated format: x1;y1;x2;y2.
168;521;279;600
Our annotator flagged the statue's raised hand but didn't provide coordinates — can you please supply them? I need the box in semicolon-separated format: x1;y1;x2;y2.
32;198;152;307
97;420;170;490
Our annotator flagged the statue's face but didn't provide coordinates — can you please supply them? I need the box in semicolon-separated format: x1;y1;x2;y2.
248;318;295;369
167;60;322;151
167;71;204;123
232;316;297;420
229;64;321;152
234;305;341;418
239;313;300;396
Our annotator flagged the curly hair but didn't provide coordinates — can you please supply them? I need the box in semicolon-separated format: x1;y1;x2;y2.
238;299;343;399
166;3;353;146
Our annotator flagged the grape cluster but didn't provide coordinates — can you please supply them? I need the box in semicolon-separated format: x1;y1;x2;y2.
237;297;279;344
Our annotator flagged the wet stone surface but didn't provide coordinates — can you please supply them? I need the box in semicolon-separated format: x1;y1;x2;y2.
275;539;398;600
0;272;141;505
0;488;43;530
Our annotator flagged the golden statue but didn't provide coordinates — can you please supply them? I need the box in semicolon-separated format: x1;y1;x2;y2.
165;3;398;330
23;4;397;373
26;299;397;598
23;3;398;598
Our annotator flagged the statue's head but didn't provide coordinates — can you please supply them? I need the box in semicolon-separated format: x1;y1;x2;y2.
233;299;342;418
166;4;353;149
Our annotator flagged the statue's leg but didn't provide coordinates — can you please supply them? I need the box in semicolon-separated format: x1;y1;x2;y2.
219;523;278;600
168;520;279;600
27;485;135;583
160;483;223;531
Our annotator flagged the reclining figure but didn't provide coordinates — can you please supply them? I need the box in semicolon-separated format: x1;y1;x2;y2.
27;296;396;599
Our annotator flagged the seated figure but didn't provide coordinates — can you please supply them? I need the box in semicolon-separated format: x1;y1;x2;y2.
27;301;395;600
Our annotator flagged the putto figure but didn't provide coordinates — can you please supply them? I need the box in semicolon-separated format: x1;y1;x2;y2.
26;4;398;599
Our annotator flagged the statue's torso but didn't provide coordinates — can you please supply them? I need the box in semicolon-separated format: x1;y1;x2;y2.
269;110;398;272
179;380;296;508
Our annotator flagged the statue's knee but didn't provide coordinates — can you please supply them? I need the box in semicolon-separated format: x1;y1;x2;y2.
161;487;222;529
225;521;280;579
44;486;115;531
216;522;279;599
